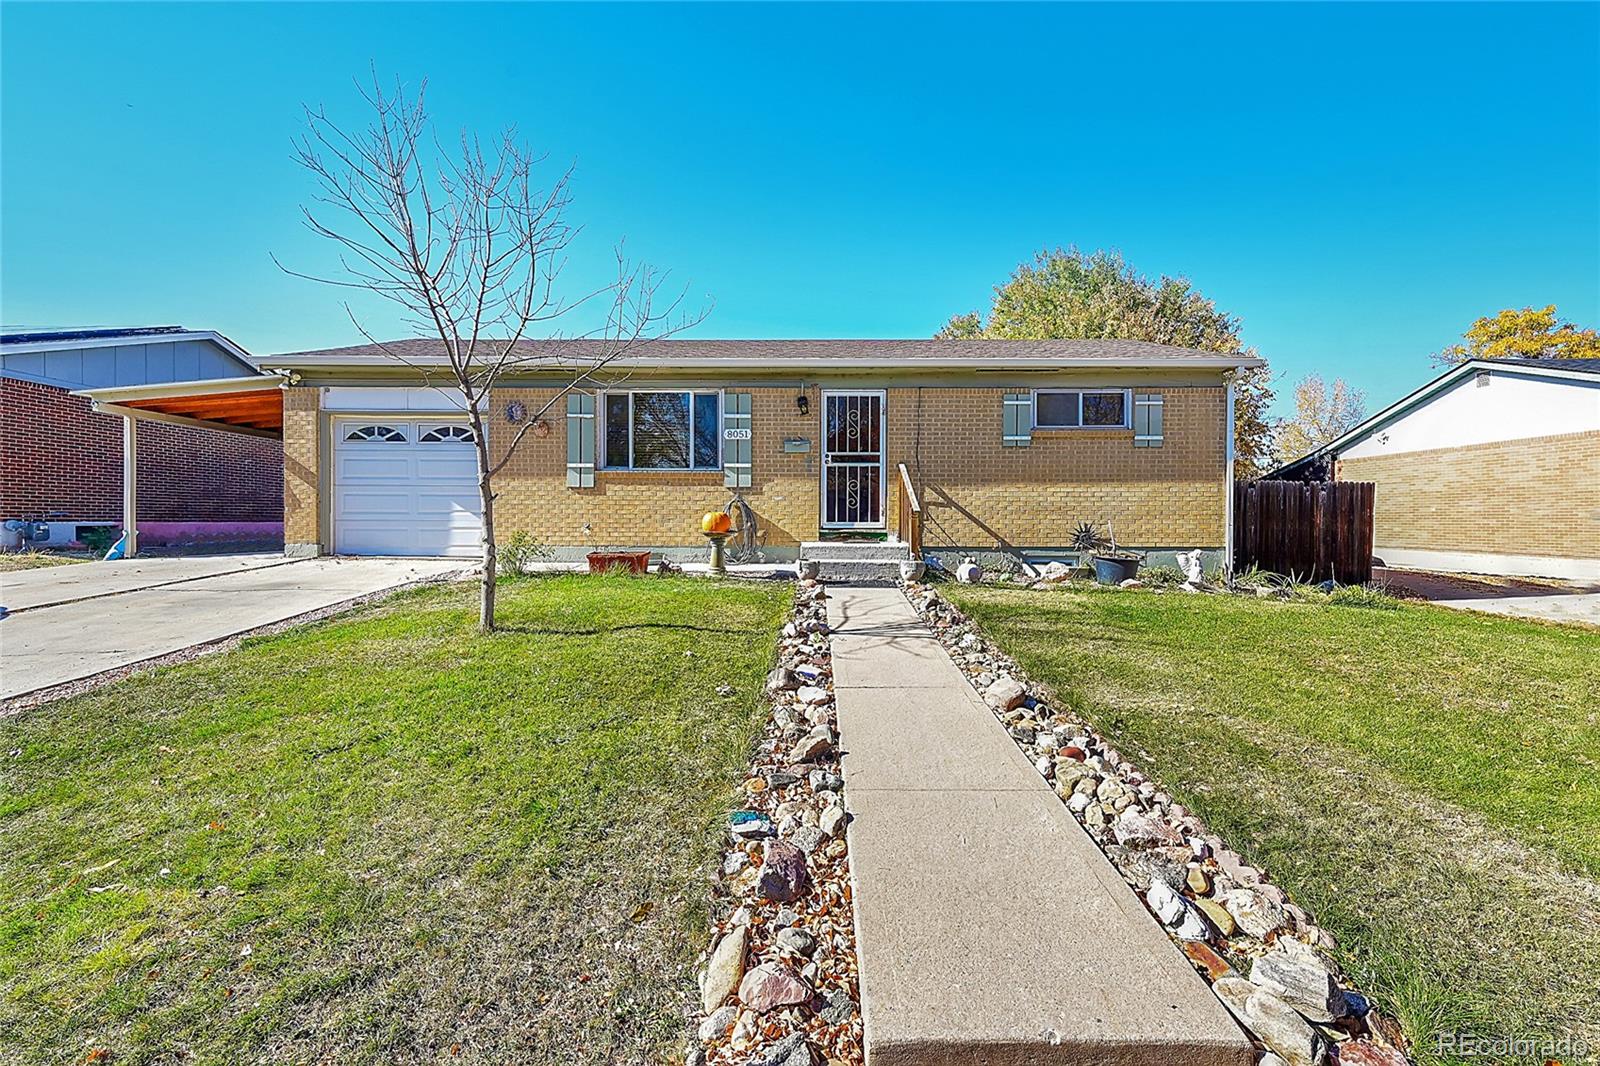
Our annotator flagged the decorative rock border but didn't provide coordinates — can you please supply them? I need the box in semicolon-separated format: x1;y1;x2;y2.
904;582;1412;1066
688;578;863;1066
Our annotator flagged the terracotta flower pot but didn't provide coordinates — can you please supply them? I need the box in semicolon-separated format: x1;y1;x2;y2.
587;550;651;574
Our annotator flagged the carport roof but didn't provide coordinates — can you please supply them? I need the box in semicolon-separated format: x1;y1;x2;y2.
71;374;286;438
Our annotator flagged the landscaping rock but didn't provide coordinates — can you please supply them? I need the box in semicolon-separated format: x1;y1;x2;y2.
818;805;847;838
738;962;812;1012
789;825;827;854
701;925;749;1012
775;926;817;956
820;988;857;1025
752;1031;813;1066
1337;1043;1408;1066
1182;941;1235;981
1222;887;1286;938
1244;988;1326;1066
808;769;843;792
1112;810;1182;847
789;727;834;763
758;840;809;901
697;1004;738;1040
766;666;798;693
796;685;831;706
730;811;774;840
983;676;1027;711
1250;946;1344;1022
1211;976;1256;1023
1196;898;1236;936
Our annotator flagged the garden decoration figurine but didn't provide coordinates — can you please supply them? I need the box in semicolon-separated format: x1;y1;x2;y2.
956;556;984;584
700;511;736;575
1176;549;1205;589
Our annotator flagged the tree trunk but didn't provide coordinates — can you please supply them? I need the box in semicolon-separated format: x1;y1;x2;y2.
472;408;497;633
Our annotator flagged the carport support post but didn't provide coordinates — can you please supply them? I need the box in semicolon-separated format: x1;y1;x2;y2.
122;414;139;558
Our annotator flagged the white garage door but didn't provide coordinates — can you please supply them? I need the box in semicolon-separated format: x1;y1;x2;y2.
333;419;482;557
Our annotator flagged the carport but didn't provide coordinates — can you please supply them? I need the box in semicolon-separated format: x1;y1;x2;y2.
71;375;285;557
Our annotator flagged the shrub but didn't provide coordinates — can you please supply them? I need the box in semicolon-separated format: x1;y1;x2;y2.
1140;565;1187;589
496;530;552;575
1328;584;1402;610
78;526;120;556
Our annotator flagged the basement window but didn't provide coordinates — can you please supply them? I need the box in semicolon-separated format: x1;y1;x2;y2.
1033;389;1130;429
602;391;721;470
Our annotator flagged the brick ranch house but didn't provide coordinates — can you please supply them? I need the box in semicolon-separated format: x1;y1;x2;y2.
1271;357;1600;581
73;338;1259;568
0;327;282;550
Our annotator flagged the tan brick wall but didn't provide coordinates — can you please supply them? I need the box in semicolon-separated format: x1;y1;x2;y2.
282;382;1230;553
490;386;822;550
883;386;1227;549
1337;431;1600;559
282;386;321;548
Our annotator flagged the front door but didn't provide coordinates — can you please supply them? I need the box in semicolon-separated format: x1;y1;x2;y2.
821;390;886;529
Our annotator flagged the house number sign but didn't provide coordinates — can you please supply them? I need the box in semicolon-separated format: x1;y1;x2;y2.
723;428;752;441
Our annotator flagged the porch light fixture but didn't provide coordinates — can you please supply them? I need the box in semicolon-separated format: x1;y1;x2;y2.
795;392;810;416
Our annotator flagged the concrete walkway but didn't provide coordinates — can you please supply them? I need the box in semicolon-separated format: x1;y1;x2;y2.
1376;567;1600;626
826;585;1251;1066
1;556;467;702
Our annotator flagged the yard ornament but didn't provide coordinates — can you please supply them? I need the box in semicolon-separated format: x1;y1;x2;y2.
956;557;984;584
1176;549;1204;588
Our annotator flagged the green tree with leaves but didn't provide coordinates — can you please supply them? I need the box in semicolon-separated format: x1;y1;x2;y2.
939;248;1276;476
1274;374;1367;463
1432;305;1600;366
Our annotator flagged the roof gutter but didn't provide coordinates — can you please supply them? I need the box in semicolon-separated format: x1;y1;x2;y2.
263;355;1266;372
69;373;287;405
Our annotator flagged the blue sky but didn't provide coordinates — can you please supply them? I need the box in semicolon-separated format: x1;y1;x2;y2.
2;2;1596;417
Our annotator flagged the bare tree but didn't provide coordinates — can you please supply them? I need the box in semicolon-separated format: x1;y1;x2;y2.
281;73;702;632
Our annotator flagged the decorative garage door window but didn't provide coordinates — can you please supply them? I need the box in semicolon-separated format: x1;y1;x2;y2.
601;391;721;470
1032;389;1130;429
344;424;407;442
419;424;475;444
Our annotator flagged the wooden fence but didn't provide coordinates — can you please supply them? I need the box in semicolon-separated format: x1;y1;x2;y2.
1233;480;1375;585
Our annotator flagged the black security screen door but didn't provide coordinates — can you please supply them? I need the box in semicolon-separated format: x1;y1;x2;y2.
821;391;885;528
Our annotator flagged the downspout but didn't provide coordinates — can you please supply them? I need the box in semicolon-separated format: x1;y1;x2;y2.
122;414;139;558
1223;373;1236;577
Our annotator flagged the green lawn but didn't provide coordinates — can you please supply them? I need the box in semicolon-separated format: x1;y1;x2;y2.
1;574;789;1065
943;584;1600;1066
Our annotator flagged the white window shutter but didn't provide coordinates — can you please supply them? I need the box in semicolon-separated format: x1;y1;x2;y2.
1133;393;1164;448
723;391;752;488
566;392;595;487
1002;393;1032;447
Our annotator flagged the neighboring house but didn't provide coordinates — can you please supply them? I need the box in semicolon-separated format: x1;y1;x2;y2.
72;338;1259;567
0;326;283;549
1270;357;1600;581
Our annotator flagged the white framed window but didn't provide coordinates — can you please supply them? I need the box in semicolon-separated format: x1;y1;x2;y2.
600;390;722;470
344;424;408;443
418;424;475;444
1032;389;1130;429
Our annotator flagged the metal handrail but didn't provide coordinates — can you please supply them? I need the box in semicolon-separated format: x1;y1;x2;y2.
896;463;923;558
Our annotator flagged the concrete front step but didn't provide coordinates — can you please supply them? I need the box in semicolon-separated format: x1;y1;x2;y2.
810;558;908;584
825;586;1254;1066
800;540;911;562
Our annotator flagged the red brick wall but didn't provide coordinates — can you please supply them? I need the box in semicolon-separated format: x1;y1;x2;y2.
0;377;282;522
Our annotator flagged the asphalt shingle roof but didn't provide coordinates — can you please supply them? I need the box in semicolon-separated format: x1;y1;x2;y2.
268;337;1262;369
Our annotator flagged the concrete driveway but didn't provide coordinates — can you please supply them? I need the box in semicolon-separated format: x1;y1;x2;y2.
1377;567;1600;626
1;555;468;703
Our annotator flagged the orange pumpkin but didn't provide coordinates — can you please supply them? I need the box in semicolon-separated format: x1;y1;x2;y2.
701;511;732;534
